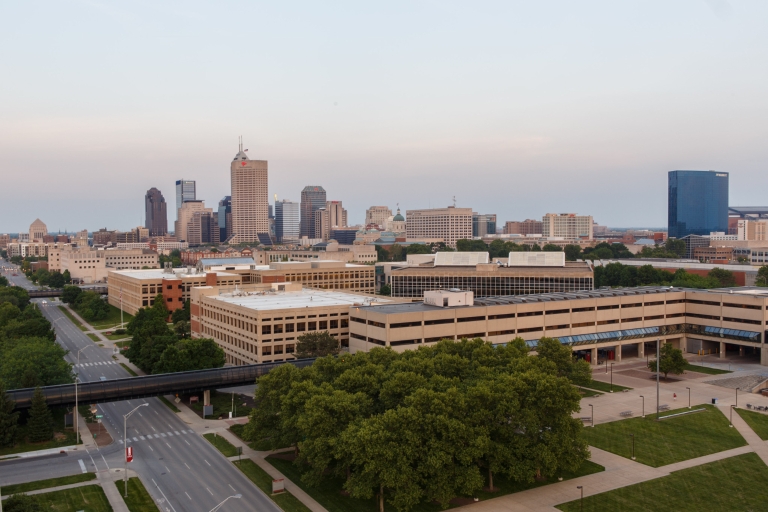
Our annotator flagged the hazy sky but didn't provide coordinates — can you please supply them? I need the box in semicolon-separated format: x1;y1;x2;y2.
2;0;767;233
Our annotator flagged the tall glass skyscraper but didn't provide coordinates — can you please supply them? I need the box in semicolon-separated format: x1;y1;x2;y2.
275;199;300;242
668;170;729;238
175;179;196;221
300;186;327;238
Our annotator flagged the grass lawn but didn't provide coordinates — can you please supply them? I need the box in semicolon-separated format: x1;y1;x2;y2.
581;404;745;467
58;306;87;331
203;433;238;457
735;408;768;440
2;473;95;494
158;395;180;413
86;304;134;330
104;333;131;341
266;455;603;512
87;333;100;342
683;363;731;375
229;423;288;451
120;363;139;377
576;387;602;398
557;453;768;512
115;340;130;349
33;484;113;512
0;408;80;457
188;390;253;419
234;459;311;512
584;379;631;393
115;477;157;512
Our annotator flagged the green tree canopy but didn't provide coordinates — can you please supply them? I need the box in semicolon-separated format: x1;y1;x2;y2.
61;285;82;305
27;387;53;442
0;336;73;389
708;267;736;287
648;343;687;379
295;331;340;359
3;493;44;512
0;382;19;447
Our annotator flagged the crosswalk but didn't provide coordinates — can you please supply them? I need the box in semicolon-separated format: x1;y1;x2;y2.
76;361;117;367
118;429;195;444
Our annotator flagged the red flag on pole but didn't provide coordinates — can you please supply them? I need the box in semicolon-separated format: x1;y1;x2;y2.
126;446;133;462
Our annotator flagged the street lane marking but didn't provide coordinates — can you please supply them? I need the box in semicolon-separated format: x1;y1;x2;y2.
184;440;190;446
139;436;145;440
78;459;86;473
165;466;170;473
185;492;191;500
151;479;178;512
160;433;167;437
148;445;154;452
229;484;236;492
184;462;190;469
101;454;110;470
206;487;213;496
204;459;211;467
174;431;180;435
167;432;173;436
133;437;138;441
151;426;156;432
166;443;172;449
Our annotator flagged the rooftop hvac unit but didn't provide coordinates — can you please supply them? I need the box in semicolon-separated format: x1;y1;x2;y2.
507;252;565;267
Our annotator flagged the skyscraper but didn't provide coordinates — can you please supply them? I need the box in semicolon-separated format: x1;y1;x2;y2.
472;213;497;237
230;139;269;244
275;199;300;242
145;188;168;237
300;186;327;238
218;196;232;243
175;180;196;221
668;170;729;238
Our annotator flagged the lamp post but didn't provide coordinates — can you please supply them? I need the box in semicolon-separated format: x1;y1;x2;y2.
640;395;645;418
736;387;740;408
686;387;691;410
124;403;149;497
75;345;94;446
656;338;660;421
588;404;594;427
576;485;583;512
610;362;615;392
209;494;242;512
630;433;635;460
605;359;608;374
729;405;735;428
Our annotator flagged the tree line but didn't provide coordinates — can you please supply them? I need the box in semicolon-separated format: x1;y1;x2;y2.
595;262;737;289
243;338;591;512
61;286;110;322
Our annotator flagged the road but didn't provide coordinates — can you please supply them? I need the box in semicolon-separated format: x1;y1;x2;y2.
0;266;280;512
1;258;40;290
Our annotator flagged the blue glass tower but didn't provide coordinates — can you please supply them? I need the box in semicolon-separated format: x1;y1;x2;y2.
668;170;729;238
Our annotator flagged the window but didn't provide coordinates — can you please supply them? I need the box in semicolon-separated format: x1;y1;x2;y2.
621;303;641;309
286;324;295;333
330;319;338;329
390;321;422;328
367;320;385;328
572;306;595;313
297;322;306;332
547;309;570;315
518;311;544;317
488;313;515;320
308;321;317;330
457;316;486;323
425;318;454;325
723;316;761;325
596;304;619;311
645;301;665;306
518;326;543;334
623;317;642;323
572;321;594;328
597;319;619;325
274;324;284;334
319;321;328;330
723;303;762;311
644;315;664;320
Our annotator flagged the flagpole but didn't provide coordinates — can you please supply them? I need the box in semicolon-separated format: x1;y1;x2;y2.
120;286;124;328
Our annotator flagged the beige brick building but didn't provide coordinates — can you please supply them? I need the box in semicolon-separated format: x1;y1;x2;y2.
406;207;472;248
230;141;269;243
541;213;594;239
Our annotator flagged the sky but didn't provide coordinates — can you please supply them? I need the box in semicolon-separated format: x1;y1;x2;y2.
1;0;767;233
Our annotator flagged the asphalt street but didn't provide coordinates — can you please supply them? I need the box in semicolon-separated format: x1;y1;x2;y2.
0;263;280;512
1;259;39;290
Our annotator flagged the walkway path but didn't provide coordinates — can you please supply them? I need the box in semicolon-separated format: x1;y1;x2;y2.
719;404;768;466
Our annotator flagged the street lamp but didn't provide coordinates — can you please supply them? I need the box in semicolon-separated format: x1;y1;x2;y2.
729;405;735;428
630;433;635;460
576;485;584;512
123;403;149;497
209;494;242;512
605;359;608;374
610;362;615;392
75;345;94;446
686;387;691;410
736;387;740;408
639;395;645;418
656;338;660;422
588;404;594;427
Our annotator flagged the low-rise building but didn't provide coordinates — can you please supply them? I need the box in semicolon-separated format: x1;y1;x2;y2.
693;246;734;263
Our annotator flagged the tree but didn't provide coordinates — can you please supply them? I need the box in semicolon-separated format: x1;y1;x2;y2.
0;275;8;287
46;271;65;289
563;245;582;261
708;267;736;287
542;244;562;252
62;269;71;285
151;293;168;319
665;238;687;258
3;493;44;512
174;320;191;338
378;284;391;296
61;285;82;305
295;331;340;359
27;387;53;442
0;337;73;389
757;266;768;287
171;300;191;324
0;382;19;447
648;343;687;380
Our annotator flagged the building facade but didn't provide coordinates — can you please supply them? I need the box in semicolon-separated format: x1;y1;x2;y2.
145;188;168;237
405;207;473;248
300;186;327;239
541;213;593;239
175;201;211;243
230;141;269;244
275;199;300;242
472;213;497;237
175;179;196;222
503;219;543;235
668;170;729;239
29;219;47;242
218;196;232;243
365;206;392;228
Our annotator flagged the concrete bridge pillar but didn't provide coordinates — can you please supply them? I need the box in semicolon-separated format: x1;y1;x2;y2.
204;389;211;406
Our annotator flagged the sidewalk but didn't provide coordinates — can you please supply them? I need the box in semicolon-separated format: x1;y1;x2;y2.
719;405;768;466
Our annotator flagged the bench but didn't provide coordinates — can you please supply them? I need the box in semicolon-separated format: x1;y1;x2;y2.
620;411;633;417
658;404;670;411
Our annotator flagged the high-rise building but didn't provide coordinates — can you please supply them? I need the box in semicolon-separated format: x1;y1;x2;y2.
541;213;593;239
406;207;473;248
175;200;211;243
29;219;47;242
668;170;729;239
300;186;327;238
313;202;348;242
472;213;497;237
145;188;168;237
230;140;269;244
188;211;220;246
314;208;329;241
275;199;300;242
218;196;232;243
175;180;196;221
503;219;543;235
365;206;392;228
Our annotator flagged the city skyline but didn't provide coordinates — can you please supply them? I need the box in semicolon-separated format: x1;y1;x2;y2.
2;1;768;232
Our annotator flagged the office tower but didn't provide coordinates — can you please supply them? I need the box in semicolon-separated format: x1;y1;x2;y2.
472;213;497;237
326;201;347;229
29;219;47;242
175;180;196;221
218;196;232;243
541;213;593;239
268;205;274;219
314;208;329;241
188;211;220;246
406;207;473;248
503;219;543;235
365;206;392;228
275;199;300;242
300;186;327;238
175;200;211;243
145;187;168;237
668;170;729;238
230;139;269;243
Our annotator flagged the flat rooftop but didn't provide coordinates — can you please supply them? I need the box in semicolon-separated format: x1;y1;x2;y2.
109;269;239;280
391;261;592;275
207;289;391;311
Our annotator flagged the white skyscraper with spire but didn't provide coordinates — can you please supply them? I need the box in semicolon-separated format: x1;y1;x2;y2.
230;137;269;244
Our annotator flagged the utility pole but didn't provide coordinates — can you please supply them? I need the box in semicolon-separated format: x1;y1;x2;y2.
656;338;660;421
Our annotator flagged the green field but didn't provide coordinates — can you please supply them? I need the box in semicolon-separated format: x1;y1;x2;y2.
577;387;602;398
116;477;157;511
58;306;87;331
33;484;113;512
266;455;603;512
105;332;131;341
87;304;134;329
87;333;101;342
557;453;768;512
584;379;631;393
683;363;731;375
203;432;238;457
1;473;95;494
234;459;311;512
735;408;768;440
581;404;746;467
